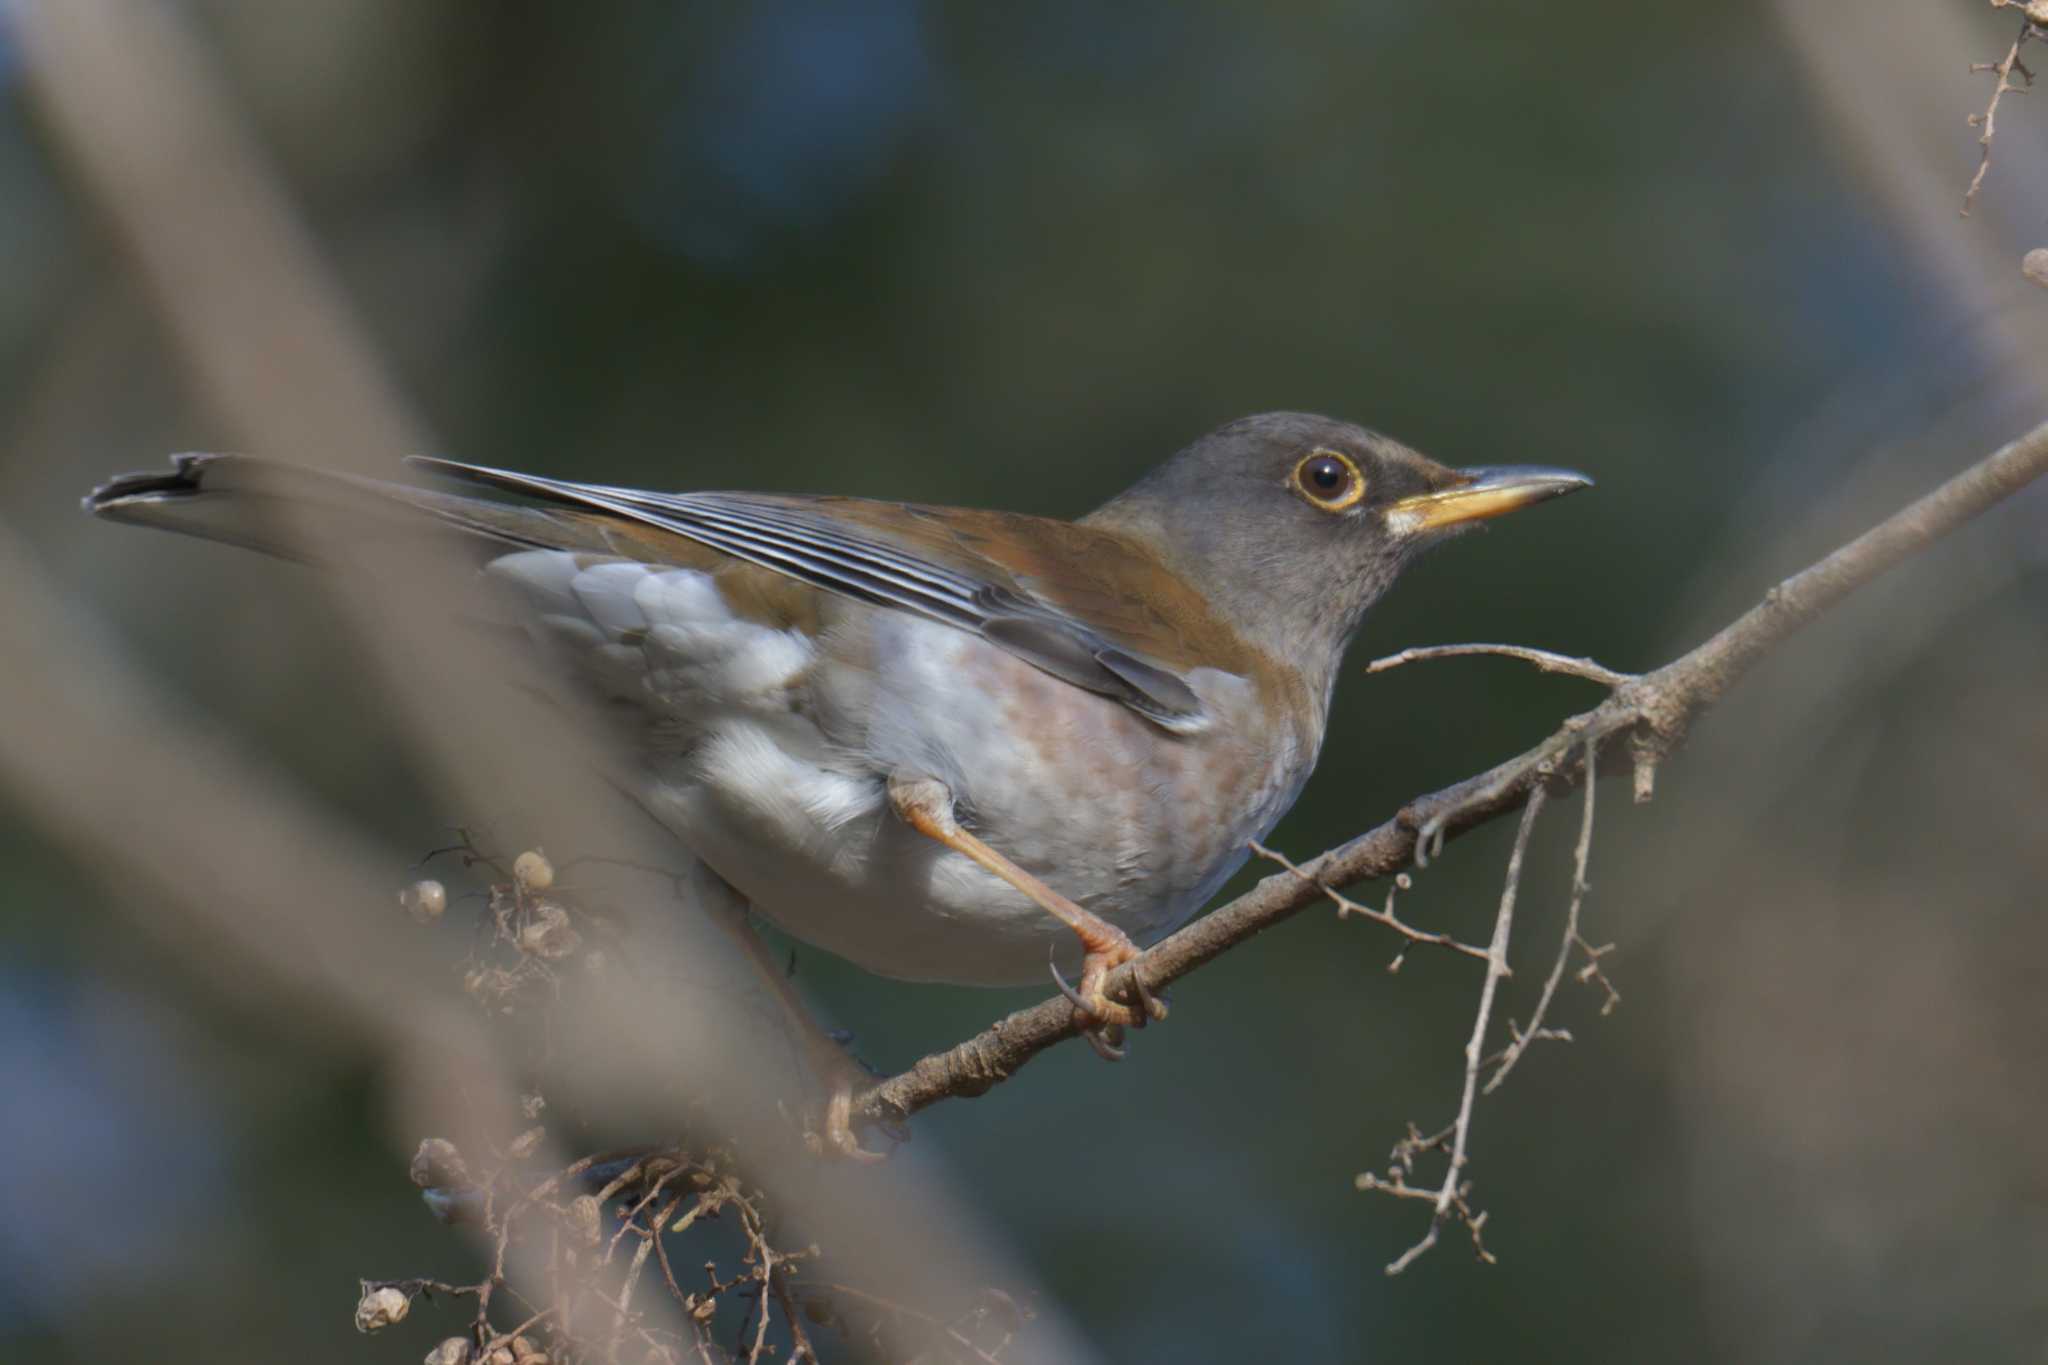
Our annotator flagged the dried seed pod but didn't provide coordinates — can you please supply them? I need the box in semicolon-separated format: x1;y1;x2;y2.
517;900;582;960
410;1137;469;1191
512;849;554;892
399;879;448;923
424;1339;474;1365
354;1284;410;1332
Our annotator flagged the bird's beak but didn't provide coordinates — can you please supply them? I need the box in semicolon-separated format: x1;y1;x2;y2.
1384;465;1594;534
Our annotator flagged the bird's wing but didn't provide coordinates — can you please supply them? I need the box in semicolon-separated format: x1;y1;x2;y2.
411;459;1256;733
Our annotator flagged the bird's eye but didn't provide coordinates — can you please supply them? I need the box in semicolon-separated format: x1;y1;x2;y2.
1292;450;1365;510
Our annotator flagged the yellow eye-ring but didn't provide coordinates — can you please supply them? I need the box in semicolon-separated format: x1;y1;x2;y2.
1292;450;1366;511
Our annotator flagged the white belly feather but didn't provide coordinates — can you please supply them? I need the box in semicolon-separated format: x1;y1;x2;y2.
487;550;1311;986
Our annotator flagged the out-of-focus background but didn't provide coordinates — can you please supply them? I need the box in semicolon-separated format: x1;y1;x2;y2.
2;2;2045;1361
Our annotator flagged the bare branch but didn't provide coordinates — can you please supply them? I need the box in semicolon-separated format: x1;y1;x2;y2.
1963;6;2048;214
1375;788;1545;1275
1485;737;1601;1095
1366;643;1637;688
851;415;2048;1130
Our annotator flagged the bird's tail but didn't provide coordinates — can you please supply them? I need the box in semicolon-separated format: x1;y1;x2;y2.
83;453;621;562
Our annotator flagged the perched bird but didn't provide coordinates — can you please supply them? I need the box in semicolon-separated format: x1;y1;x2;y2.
87;412;1588;1150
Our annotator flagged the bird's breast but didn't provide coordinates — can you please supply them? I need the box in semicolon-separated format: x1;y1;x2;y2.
837;612;1320;940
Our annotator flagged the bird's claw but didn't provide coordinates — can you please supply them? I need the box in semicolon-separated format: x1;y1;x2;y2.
802;1053;890;1163
1049;939;1168;1060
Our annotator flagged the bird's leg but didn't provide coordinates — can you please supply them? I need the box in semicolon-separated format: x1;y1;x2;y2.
694;869;889;1163
887;774;1167;1054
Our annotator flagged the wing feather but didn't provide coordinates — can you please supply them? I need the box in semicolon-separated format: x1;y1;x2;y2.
411;458;1216;731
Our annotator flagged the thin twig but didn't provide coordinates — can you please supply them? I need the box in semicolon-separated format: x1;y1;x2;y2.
1964;9;2044;215
1486;737;1599;1095
766;1257;817;1364
610;1195;677;1362
1366;642;1636;688
1574;935;1622;1015
1379;788;1545;1275
748;1259;774;1363
1249;841;1492;963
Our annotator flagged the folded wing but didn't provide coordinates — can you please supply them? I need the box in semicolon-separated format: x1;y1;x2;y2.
411;458;1225;733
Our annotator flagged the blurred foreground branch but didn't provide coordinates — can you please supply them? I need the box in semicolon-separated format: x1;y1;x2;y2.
853;415;2048;1131
15;3;1089;1357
